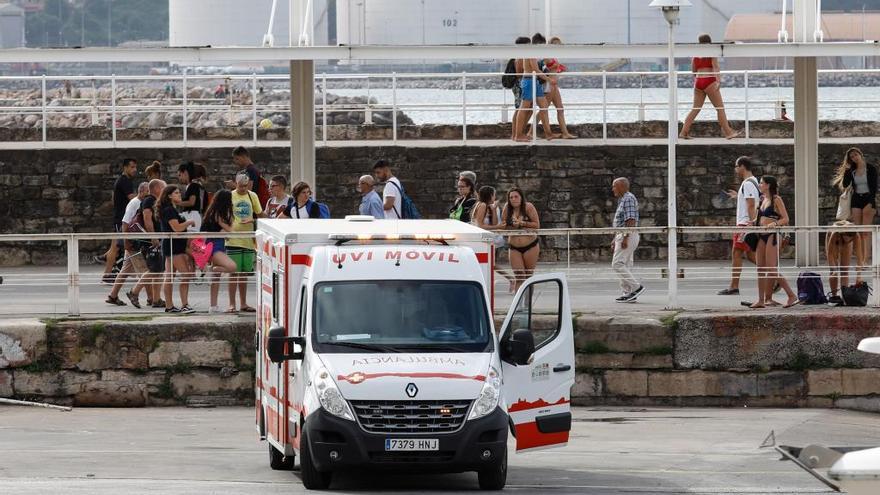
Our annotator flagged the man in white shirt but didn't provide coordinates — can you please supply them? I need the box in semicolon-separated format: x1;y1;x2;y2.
106;182;150;307
373;159;402;219
718;156;759;295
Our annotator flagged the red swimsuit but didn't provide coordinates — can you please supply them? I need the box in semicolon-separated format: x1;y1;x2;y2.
692;57;717;91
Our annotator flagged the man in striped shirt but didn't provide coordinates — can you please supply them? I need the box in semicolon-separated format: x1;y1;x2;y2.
611;178;645;303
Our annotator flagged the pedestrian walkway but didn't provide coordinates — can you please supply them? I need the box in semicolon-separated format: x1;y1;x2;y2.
0;259;845;316
7;136;880;150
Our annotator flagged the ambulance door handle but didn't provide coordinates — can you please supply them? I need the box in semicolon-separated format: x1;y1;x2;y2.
553;364;571;373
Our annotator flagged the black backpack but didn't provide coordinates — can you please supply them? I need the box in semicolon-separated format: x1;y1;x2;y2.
501;59;517;89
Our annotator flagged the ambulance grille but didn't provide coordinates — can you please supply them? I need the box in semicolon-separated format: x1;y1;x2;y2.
349;400;472;434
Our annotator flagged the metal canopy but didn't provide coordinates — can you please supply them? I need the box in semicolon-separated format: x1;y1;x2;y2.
1;42;879;63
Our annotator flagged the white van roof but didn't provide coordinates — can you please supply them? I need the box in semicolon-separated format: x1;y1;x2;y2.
257;217;495;244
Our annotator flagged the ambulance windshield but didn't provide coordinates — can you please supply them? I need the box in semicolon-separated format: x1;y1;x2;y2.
313;280;492;353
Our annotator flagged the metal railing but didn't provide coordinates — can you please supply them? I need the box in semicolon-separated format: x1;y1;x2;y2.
2;224;878;316
1;67;878;147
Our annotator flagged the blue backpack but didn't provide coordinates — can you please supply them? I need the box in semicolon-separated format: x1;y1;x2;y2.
797;272;827;304
387;179;421;220
288;198;331;219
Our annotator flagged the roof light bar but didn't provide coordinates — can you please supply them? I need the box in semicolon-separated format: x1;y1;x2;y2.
329;234;456;241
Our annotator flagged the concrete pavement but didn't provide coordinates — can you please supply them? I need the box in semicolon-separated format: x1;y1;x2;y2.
0;260;819;316
1;406;876;494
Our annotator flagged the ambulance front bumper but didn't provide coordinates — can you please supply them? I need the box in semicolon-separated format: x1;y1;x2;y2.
303;406;509;472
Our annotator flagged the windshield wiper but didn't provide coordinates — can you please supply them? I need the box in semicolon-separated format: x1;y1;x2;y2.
322;341;403;353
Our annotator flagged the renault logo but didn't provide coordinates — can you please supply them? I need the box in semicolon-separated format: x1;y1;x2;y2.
405;383;418;398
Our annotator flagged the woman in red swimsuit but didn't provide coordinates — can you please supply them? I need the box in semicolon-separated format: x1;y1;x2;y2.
679;34;740;140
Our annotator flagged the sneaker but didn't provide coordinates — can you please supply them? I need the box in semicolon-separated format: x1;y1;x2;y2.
717;287;740;295
165;306;182;313
180;305;195;314
615;294;629;303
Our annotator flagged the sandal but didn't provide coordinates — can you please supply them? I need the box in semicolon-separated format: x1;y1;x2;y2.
105;295;126;306
240;306;256;313
126;290;141;309
225;307;238;314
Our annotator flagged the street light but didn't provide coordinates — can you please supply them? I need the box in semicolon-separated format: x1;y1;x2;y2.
650;0;690;309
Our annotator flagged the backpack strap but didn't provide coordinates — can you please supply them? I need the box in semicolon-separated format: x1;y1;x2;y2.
387;179;403;219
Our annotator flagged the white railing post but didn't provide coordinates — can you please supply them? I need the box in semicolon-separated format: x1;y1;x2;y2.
602;70;608;143
872;226;880;307
392;72;397;143
182;70;188;145
566;231;571;271
365;77;372;125
322;72;328;144
252;73;258;145
531;71;537;143
501;85;508;124
744;70;750;140
67;236;80;316
110;74;117;147
462;72;467;144
41;75;47;147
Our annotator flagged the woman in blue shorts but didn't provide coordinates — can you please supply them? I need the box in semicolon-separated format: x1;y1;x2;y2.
201;190;238;313
513;34;556;142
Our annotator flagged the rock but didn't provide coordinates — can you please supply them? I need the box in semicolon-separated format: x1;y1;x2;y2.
148;340;235;368
0;319;47;368
170;370;251;397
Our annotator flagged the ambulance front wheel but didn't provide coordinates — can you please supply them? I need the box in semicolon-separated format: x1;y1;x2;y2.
269;444;295;470
477;446;507;490
300;430;332;489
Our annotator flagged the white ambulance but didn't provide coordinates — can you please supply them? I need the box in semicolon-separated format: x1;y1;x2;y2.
254;217;575;490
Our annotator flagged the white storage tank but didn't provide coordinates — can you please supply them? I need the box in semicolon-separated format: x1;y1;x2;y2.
336;0;536;46
169;0;331;47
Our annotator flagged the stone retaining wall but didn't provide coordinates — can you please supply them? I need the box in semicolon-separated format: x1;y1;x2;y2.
1;312;878;410
2;139;871;266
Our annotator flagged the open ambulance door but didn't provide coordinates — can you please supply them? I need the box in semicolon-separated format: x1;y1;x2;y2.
498;273;575;453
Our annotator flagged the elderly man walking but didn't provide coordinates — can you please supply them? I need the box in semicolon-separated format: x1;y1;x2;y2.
611;178;645;303
358;175;384;219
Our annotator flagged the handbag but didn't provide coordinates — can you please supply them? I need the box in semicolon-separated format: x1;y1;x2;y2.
842;282;871;307
190;238;214;269
143;246;165;273
836;186;853;221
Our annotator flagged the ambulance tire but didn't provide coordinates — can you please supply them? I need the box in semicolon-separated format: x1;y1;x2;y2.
300;430;332;489
477;446;507;490
269;444;294;470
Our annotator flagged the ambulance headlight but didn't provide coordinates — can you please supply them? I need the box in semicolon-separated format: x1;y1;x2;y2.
315;368;354;421
468;367;501;420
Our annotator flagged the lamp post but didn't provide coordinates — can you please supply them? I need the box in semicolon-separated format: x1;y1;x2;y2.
650;0;690;310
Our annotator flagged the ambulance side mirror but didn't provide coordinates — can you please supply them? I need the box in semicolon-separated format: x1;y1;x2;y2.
267;326;305;363
502;328;535;366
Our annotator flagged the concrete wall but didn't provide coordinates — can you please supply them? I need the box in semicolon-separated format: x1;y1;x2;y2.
0;135;870;265
1;312;878;410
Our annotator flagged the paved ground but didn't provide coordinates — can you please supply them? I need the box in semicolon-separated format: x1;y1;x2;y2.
5;136;880;150
1;406;876;494
0;259;839;316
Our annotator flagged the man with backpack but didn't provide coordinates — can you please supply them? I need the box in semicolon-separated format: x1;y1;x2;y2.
718;156;760;296
373;159;420;220
226;146;270;208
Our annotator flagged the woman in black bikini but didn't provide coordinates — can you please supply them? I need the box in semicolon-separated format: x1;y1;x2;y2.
751;176;798;309
502;187;540;292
